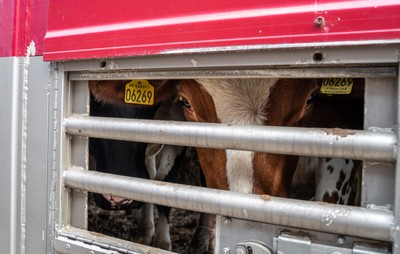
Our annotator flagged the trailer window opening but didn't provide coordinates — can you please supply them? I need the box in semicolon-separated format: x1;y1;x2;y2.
85;77;368;252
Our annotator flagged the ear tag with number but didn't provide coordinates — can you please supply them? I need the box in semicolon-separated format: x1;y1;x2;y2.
124;80;155;105
320;78;354;95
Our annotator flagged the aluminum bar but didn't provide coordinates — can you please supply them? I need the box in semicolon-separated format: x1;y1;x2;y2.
65;115;397;162
64;168;394;242
392;64;400;253
69;67;398;80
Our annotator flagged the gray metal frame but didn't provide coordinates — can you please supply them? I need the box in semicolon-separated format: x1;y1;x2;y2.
50;42;400;253
0;56;53;254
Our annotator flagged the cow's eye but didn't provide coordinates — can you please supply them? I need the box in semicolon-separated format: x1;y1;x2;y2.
178;95;192;109
306;91;317;107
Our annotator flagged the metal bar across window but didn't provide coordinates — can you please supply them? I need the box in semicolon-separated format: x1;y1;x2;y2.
65;115;397;162
64;168;394;242
68;67;398;80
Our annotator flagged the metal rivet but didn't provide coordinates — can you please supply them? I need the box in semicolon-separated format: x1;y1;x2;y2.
90;251;95;254
337;236;345;245
224;217;232;224
314;16;325;27
235;245;248;254
65;243;70;249
312;52;324;62
99;60;107;68
223;247;230;254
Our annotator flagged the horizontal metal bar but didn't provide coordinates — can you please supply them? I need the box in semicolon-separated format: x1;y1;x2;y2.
69;67;398;80
164;39;400;54
65;115;397;162
64;168;394;242
63;43;400;73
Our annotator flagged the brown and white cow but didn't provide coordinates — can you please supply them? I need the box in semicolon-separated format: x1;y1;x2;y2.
177;79;319;196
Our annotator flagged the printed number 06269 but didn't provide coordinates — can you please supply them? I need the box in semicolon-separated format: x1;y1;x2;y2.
125;88;153;104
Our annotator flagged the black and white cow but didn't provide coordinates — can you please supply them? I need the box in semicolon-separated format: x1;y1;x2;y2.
89;80;187;250
291;79;364;206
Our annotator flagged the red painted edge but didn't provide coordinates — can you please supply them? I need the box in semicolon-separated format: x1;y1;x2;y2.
0;0;48;57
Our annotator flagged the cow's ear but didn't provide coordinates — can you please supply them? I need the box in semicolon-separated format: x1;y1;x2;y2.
147;80;169;87
89;80;127;105
150;80;181;105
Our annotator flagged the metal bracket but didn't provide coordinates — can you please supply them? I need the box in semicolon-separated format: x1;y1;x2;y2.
274;233;390;254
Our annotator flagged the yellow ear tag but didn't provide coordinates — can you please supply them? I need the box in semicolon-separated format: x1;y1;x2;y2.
124;80;154;105
320;78;354;95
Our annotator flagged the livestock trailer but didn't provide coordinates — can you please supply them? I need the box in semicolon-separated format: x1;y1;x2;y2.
1;0;400;253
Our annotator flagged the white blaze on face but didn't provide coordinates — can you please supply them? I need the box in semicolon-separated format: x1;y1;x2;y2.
196;79;278;193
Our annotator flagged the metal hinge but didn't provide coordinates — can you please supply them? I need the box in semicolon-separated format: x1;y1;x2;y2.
54;232;142;254
273;233;390;254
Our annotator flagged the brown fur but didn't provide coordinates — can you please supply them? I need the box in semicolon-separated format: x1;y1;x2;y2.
179;80;229;190
251;79;320;196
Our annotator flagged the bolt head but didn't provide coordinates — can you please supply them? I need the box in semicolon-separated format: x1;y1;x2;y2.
223;217;232;224
314;16;325;27
235;245;248;254
337;236;345;245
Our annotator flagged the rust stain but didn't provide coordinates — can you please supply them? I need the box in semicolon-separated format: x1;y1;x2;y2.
260;195;272;201
322;128;356;138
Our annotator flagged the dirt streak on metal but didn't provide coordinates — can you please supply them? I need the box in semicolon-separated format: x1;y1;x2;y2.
322;128;356;138
260;195;272;201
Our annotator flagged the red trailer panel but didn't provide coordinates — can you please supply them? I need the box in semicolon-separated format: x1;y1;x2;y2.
0;0;48;57
43;0;400;61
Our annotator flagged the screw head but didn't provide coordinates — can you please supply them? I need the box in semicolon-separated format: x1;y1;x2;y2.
223;217;232;224
223;247;230;254
314;16;325;27
235;245;248;254
337;236;345;245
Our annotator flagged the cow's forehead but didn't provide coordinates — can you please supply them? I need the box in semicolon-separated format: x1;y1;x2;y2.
195;79;278;125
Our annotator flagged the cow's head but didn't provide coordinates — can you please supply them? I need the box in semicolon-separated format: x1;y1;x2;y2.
89;80;183;209
175;79;319;196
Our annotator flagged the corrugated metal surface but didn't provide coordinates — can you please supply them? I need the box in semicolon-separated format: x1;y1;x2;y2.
44;0;400;61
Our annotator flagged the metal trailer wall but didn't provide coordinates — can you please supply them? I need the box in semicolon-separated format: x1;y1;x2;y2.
49;42;400;253
0;56;51;254
0;0;49;252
